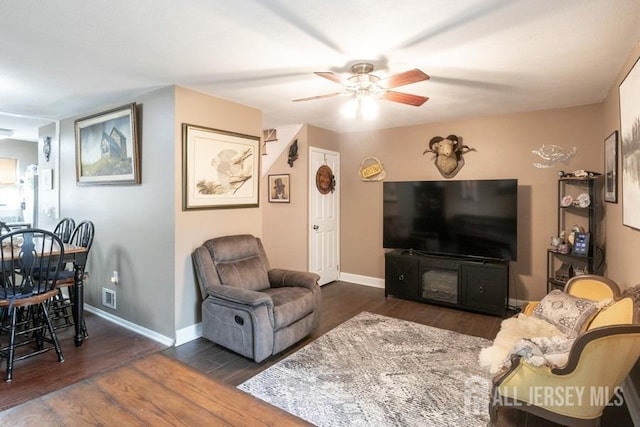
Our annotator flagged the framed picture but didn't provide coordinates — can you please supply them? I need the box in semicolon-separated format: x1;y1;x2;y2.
604;130;618;203
182;123;260;210
75;103;140;185
268;174;290;203
619;57;640;228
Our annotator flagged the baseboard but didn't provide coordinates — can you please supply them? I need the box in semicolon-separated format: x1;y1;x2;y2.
338;272;384;288
623;376;640;427
84;304;174;347
508;297;529;310
175;322;202;346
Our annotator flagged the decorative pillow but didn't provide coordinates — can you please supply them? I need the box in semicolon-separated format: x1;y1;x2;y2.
533;290;601;337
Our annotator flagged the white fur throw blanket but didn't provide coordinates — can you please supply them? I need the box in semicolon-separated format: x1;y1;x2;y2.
479;314;568;375
509;335;574;368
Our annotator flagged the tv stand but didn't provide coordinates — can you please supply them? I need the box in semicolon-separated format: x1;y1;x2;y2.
384;250;509;317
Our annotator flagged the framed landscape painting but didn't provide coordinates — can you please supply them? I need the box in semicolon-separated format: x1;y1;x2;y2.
182;123;260;210
75;103;140;185
619;57;640;228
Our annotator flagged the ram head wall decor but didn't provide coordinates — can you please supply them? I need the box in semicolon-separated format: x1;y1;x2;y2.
423;134;474;178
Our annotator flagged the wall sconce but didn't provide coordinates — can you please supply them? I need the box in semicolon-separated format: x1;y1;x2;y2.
42;136;52;162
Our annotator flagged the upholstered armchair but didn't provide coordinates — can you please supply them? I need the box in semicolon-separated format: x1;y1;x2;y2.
192;234;321;363
489;276;640;427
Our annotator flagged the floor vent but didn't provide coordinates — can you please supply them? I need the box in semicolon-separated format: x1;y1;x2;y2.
102;288;116;310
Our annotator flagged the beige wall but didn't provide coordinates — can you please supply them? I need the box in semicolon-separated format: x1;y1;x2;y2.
261;125;308;270
261;125;340;271
174;86;263;331
601;40;640;289
339;105;603;301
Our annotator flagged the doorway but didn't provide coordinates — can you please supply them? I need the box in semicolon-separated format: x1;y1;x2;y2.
308;147;339;285
0;113;57;227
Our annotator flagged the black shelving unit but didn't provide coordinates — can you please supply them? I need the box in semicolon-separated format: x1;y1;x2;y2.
546;176;604;292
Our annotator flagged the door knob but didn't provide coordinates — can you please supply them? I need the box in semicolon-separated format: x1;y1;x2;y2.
313;225;319;230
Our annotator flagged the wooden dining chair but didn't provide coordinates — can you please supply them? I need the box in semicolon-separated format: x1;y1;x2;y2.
49;220;95;337
53;217;76;244
0;221;11;234
0;229;66;382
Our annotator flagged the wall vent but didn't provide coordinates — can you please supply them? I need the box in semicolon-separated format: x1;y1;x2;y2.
102;288;116;310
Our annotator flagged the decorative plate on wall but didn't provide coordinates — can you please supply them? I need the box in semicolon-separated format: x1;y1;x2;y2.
316;165;335;194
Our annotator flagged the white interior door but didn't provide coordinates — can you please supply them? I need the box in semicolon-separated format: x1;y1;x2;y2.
308;147;339;285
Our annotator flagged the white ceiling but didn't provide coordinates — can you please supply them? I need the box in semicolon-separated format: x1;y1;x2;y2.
1;0;640;142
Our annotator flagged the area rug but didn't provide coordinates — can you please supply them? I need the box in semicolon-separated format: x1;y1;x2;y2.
238;311;493;426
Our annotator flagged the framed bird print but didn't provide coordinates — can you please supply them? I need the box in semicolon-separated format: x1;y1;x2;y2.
182;123;260;210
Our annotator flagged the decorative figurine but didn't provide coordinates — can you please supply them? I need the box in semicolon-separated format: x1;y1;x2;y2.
288;139;298;167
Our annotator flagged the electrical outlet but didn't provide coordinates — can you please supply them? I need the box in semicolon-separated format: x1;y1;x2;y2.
102;288;116;309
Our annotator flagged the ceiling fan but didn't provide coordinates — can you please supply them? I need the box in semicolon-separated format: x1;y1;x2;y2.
293;63;430;106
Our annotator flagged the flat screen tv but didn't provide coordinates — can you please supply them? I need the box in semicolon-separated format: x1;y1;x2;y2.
383;179;518;261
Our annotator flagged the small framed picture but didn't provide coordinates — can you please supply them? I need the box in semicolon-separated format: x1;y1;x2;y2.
604;130;618;203
268;174;290;203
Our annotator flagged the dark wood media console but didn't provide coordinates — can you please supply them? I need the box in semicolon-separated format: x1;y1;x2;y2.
384;249;509;317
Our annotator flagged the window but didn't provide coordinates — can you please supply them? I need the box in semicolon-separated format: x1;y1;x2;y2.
0;157;19;210
0;158;17;186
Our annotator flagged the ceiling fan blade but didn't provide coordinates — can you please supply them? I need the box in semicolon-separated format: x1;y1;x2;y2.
314;71;350;86
382;91;429;106
379;69;430;89
292;93;343;102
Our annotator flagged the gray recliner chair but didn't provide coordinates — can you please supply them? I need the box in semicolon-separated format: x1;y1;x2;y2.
192;234;321;362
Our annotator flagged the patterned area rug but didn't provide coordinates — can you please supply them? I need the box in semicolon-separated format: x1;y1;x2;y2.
239;312;493;426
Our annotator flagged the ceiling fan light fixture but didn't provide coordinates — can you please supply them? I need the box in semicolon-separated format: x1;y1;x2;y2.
341;93;379;121
341;97;359;119
295;63;429;111
360;96;379;120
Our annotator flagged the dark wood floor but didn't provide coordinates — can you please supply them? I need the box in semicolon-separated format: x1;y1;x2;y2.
0;281;635;426
164;280;505;386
